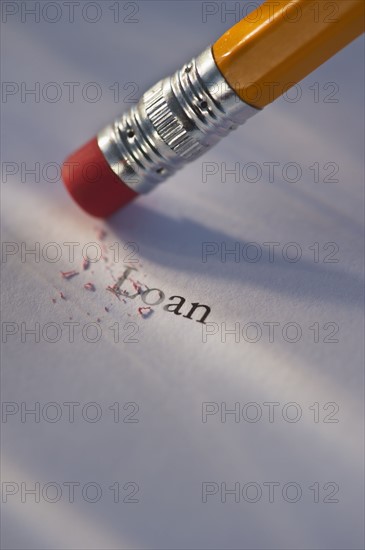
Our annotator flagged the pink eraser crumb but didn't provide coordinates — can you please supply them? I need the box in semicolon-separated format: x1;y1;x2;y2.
61;270;79;280
84;283;96;291
138;307;153;319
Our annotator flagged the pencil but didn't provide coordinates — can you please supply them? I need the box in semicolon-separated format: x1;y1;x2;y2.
62;0;365;217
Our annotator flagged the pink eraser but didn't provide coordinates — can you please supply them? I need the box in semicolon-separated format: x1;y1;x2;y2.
62;138;138;218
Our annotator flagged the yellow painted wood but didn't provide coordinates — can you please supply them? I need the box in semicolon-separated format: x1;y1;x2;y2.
213;0;364;108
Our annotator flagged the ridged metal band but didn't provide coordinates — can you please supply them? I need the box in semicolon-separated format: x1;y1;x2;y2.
98;47;260;195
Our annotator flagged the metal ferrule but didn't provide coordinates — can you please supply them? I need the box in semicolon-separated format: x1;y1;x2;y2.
98;47;260;195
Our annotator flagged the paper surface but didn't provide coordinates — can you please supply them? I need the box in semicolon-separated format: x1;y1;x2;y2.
1;2;364;549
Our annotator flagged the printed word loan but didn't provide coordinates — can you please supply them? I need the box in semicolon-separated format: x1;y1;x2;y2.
114;267;212;324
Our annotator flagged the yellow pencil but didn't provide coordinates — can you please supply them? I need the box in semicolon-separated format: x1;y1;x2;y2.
62;0;365;217
214;0;364;108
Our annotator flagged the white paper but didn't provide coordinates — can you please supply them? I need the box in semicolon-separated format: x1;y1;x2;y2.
1;2;364;549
